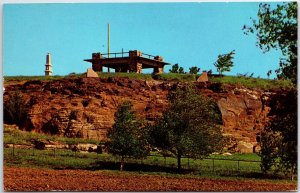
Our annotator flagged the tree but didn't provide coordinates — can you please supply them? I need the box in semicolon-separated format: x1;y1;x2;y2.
243;2;297;83
4;91;28;127
214;50;235;75
169;63;179;73
178;67;185;74
149;85;224;173
189;66;200;74
259;89;297;179
267;70;272;79
106;101;149;171
169;63;185;74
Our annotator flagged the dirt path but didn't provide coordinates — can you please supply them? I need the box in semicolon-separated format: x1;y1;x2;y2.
4;167;297;191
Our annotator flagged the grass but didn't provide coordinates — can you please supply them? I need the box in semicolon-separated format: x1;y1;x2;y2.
4;147;259;171
4;147;292;182
4;126;260;173
97;72;153;80
3;126;291;181
152;73;197;81
4;126;99;145
3;73;85;84
210;76;294;90
4;72;294;90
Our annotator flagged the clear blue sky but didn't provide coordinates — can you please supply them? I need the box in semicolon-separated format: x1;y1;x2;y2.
3;2;283;78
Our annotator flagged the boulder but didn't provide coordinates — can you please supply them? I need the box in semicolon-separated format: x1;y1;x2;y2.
86;68;99;78
237;141;254;153
197;71;208;82
76;143;98;151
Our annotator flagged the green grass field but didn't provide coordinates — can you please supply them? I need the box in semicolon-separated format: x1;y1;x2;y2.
4;125;292;181
4;126;261;173
4;127;99;145
3;74;85;84
4;147;261;173
209;75;293;90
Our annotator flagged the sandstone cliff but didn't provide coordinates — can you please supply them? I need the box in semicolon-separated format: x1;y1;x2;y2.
3;77;281;153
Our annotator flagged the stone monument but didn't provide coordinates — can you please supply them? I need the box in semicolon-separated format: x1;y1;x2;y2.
45;53;53;76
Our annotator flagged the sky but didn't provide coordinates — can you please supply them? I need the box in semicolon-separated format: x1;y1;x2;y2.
3;2;284;78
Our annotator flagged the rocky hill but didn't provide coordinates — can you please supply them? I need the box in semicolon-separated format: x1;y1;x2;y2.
3;76;285;153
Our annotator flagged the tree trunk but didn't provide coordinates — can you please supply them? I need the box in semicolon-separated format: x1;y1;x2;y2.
177;154;181;173
120;157;125;171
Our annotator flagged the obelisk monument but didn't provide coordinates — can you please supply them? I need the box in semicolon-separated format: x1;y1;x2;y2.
45;53;53;76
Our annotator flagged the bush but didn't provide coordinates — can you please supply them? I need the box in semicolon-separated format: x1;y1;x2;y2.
4;91;28;127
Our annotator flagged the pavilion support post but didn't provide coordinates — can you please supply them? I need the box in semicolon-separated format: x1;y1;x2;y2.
153;66;163;74
137;63;143;73
153;56;164;74
92;53;103;72
128;50;142;73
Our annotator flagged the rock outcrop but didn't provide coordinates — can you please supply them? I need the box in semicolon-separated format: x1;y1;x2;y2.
3;77;281;153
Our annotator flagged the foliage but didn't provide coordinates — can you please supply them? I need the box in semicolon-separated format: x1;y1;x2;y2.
178;67;185;74
149;85;224;172
259;127;282;173
169;63;179;73
267;70;272;79
259;88;297;178
189;66;201;74
213;50;235;75
4;91;28;127
106;101;149;171
169;64;185;74
243;2;297;83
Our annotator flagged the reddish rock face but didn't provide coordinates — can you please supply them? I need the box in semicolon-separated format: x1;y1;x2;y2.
3;77;277;152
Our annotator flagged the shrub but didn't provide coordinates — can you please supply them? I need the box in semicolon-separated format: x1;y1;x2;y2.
4;91;28;127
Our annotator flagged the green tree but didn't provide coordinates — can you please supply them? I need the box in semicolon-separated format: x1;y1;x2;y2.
169;63;179;73
169;64;185;74
149;85;223;173
243;2;297;83
178;67;185;74
267;70;272;79
214;50;235;75
4;91;28;127
259;127;282;173
259;89;297;179
189;66;200;74
106;101;149;171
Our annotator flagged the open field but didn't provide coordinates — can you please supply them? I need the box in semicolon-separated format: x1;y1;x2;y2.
4;167;296;191
3;126;286;179
4;146;288;181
